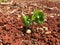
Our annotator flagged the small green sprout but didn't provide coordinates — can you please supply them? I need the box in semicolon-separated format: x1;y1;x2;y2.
22;15;32;26
32;10;44;24
22;9;44;26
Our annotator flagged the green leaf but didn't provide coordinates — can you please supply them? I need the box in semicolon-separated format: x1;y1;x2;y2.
31;10;40;21
31;10;44;24
0;0;8;3
35;19;44;24
22;10;44;26
22;15;32;26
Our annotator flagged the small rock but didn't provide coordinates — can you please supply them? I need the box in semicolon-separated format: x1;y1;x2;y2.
44;19;47;21
18;15;21;18
45;31;51;34
26;29;31;34
50;15;54;18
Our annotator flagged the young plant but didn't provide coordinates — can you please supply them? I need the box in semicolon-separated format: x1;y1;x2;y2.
32;10;44;24
22;15;32;26
22;9;44;26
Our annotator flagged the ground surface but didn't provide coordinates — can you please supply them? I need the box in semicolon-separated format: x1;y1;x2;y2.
0;0;60;45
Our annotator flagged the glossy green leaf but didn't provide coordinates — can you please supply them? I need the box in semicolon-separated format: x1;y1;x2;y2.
31;10;44;24
22;10;44;26
22;16;32;26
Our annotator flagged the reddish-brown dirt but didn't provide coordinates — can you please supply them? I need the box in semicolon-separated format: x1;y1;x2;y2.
0;0;60;45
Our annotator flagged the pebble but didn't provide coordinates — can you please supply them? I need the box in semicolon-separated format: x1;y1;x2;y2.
37;26;48;31
45;31;51;34
26;29;31;34
57;14;60;16
18;15;21;18
44;19;47;21
50;15;54;18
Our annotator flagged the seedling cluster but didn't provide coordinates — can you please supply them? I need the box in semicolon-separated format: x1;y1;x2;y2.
22;10;45;27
